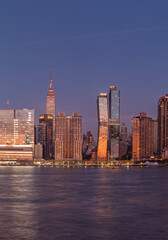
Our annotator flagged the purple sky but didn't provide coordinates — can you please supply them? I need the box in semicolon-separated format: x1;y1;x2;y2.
0;0;168;138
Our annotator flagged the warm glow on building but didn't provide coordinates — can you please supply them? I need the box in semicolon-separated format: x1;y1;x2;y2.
132;113;154;160
55;112;82;160
0;109;34;161
97;94;108;161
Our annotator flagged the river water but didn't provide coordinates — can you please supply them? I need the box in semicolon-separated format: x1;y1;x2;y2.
0;166;167;240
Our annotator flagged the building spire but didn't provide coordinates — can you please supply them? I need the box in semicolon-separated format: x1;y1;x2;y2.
7;100;9;110
49;66;53;89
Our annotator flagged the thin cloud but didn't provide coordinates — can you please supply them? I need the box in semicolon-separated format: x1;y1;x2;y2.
0;26;168;49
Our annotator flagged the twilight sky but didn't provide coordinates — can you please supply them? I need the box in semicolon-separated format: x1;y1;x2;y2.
0;0;168;138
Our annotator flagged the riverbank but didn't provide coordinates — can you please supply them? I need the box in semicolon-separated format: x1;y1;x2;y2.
0;159;167;167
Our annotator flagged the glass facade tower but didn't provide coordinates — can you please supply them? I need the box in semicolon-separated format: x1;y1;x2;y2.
97;93;108;161
109;86;120;160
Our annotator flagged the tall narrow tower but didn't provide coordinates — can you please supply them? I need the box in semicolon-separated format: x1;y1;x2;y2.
109;86;120;160
97;93;108;161
46;70;56;156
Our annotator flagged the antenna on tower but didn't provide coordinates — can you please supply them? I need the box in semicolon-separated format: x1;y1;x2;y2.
50;65;52;80
7;100;9;110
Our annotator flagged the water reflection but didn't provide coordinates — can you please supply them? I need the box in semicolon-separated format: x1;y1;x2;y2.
0;167;167;239
0;167;39;239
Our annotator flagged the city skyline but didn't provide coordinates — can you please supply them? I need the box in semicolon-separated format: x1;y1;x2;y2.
0;72;165;138
0;2;168;240
1;1;168;137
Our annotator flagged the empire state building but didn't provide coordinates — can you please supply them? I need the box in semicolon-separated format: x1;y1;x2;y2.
46;71;56;149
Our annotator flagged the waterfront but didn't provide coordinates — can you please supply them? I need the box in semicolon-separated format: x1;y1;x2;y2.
0;167;168;239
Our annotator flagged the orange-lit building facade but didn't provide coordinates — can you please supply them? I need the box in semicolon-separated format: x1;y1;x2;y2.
97;93;108;161
0;109;34;161
55;112;82;160
158;95;168;155
132;112;154;160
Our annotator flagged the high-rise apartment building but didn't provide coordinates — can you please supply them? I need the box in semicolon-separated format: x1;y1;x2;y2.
55;112;82;160
109;86;120;160
158;95;168;155
0;109;34;161
46;71;56;153
132;112;154;160
97;93;108;161
37;114;53;159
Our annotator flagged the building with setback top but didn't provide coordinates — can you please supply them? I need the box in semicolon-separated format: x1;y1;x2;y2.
46;70;56;155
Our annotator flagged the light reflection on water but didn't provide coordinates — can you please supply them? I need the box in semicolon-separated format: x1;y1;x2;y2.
0;167;167;239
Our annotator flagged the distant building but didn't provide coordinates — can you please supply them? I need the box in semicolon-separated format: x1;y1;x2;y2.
83;131;96;157
55;112;82;160
37;114;53;159
132;112;154;160
34;143;43;159
97;93;108;161
120;122;128;159
91;150;97;161
119;141;127;159
121;122;127;143
46;70;56;153
158;95;168;155
0;109;34;161
127;132;132;158
109;86;120;160
83;131;94;146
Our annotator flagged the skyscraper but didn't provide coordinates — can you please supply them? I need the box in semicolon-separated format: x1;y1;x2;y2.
0;109;34;161
55;112;82;160
37;122;47;159
158;95;168;155
109;86;120;160
97;93;108;161
37;114;53;159
132;112;154;160
46;71;56;153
